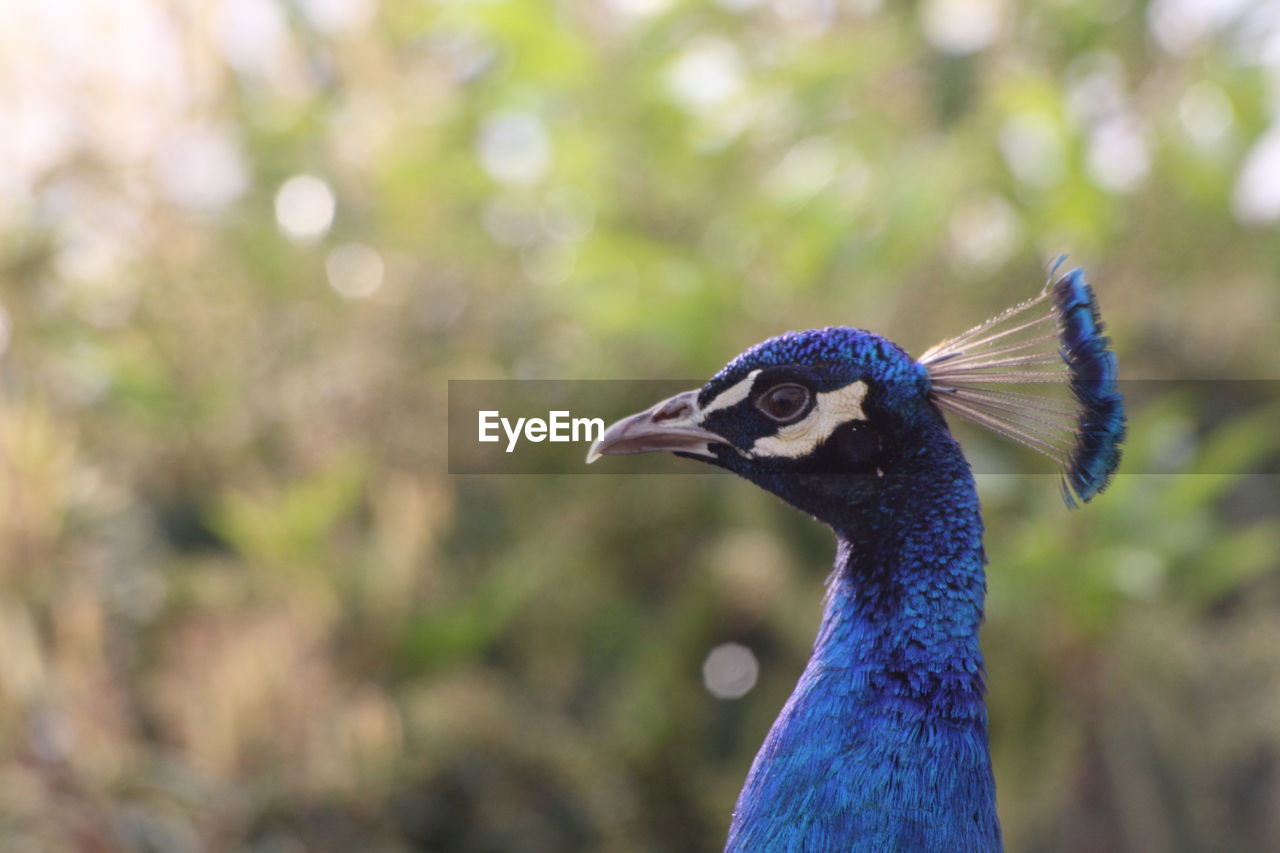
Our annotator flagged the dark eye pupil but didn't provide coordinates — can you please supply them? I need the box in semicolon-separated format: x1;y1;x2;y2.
761;385;808;420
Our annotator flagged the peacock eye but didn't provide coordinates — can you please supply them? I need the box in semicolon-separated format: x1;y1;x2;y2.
756;383;811;424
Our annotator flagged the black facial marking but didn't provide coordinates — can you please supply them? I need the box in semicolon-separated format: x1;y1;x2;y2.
823;421;883;473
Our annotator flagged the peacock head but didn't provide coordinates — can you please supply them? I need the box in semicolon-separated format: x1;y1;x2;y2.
588;268;1126;517
587;327;950;522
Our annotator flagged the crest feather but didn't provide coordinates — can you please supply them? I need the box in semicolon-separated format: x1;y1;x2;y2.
919;267;1126;507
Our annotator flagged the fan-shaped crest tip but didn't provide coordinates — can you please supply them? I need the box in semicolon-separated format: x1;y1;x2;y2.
921;266;1125;508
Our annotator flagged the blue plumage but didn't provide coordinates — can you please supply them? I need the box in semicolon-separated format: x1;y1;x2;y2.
588;271;1124;851
1051;269;1126;506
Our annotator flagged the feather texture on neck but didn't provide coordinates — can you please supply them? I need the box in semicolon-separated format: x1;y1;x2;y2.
726;442;1002;853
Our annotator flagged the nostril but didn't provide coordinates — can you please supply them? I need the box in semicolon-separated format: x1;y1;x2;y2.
653;399;692;423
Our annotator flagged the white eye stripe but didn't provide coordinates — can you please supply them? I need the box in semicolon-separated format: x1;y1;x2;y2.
748;380;869;459
700;369;761;416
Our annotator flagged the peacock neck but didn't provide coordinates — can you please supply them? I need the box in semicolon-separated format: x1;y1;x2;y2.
726;458;1002;852
817;475;988;707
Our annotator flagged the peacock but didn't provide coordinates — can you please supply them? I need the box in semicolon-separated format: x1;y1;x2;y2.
586;267;1125;852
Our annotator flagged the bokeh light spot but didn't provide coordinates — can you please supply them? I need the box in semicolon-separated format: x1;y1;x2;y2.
1146;0;1247;57
219;0;291;78
665;37;745;111
1112;548;1167;600
1233;126;1280;224
703;643;760;699
155;125;248;213
325;242;384;300
998;113;1065;188
1179;83;1234;148
1086;114;1150;194
275;175;336;243
483;197;542;247
477;111;553;186
607;0;675;22
765;136;840;202
921;0;1005;56
298;0;375;36
776;0;838;37
949;194;1021;275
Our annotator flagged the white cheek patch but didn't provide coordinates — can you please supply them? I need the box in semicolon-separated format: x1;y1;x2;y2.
701;369;761;416
749;380;869;459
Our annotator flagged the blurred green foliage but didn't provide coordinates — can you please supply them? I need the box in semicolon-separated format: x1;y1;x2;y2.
1;0;1278;851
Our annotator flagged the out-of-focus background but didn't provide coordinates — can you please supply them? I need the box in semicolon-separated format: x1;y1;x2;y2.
1;0;1278;850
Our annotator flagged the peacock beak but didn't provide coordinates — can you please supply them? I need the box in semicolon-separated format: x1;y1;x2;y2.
586;390;723;463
